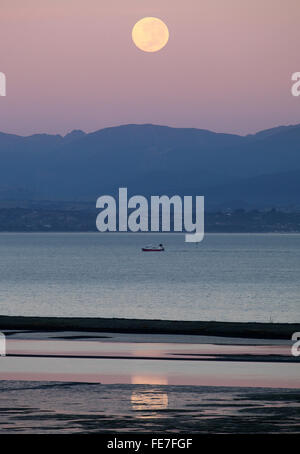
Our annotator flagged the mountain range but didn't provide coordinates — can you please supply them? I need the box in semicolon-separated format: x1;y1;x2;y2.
1;123;300;209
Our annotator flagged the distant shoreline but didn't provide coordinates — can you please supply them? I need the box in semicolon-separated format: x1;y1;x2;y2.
0;206;299;233
0;315;298;339
0;231;300;234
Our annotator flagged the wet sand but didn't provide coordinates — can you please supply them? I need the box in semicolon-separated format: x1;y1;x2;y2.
0;324;299;433
0;381;299;434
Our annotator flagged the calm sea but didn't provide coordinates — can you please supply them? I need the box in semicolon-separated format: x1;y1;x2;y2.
0;232;299;323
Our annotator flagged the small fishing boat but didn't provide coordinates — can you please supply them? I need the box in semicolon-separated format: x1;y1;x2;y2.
142;243;165;252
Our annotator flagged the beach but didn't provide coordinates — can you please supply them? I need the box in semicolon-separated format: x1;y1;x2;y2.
0;317;299;433
1;381;299;434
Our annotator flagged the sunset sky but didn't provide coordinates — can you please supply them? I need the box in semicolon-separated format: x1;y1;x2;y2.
0;0;300;135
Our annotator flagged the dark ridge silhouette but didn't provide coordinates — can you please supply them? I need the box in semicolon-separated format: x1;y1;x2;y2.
0;123;299;208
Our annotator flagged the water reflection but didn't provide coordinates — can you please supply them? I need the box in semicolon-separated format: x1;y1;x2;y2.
131;375;168;417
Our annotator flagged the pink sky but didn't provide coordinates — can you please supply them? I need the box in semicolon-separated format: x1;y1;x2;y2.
0;0;300;135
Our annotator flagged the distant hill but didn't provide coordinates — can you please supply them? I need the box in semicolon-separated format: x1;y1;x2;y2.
0;123;300;209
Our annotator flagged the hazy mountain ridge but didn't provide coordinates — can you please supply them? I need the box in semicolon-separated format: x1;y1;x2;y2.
0;123;300;208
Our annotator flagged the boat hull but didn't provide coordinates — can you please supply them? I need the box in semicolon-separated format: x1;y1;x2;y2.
142;248;164;252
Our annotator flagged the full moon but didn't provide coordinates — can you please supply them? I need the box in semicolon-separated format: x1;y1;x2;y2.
132;17;169;53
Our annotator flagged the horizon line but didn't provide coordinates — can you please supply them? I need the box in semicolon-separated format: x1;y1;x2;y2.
1;121;300;139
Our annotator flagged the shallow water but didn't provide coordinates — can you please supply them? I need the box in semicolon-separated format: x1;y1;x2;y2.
2;350;300;388
0;232;299;322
